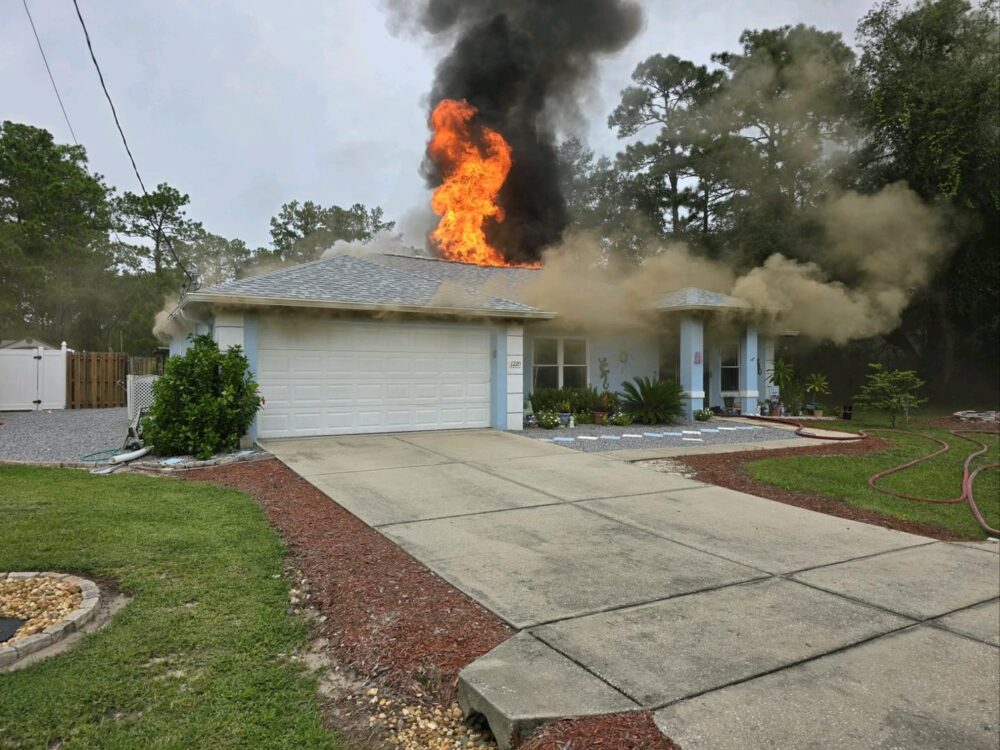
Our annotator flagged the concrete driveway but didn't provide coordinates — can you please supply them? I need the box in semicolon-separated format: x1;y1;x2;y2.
263;429;1000;750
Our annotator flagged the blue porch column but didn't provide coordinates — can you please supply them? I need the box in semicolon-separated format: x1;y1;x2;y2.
739;323;759;415
678;315;704;420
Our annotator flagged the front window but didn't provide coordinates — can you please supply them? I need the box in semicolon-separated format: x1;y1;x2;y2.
533;337;588;389
720;341;740;392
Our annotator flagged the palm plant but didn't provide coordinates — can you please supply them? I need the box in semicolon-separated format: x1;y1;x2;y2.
803;373;830;403
619;376;686;424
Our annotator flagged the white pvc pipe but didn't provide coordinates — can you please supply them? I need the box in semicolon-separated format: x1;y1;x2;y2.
111;446;152;464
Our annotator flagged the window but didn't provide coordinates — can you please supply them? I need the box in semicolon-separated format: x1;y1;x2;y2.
533;337;588;389
720;341;740;392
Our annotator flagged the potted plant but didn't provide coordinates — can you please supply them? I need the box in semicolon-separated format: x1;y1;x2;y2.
592;390;618;424
803;373;830;416
536;410;561;429
767;359;796;416
694;408;713;422
557;400;573;427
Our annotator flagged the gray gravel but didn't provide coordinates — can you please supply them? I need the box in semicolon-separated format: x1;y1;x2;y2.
514;420;803;452
0;408;129;463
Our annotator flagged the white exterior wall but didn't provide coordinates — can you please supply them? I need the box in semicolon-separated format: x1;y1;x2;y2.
505;323;524;430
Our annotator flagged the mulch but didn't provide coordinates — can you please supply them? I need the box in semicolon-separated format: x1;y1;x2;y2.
518;712;679;750
670;435;975;541
184;458;688;748
184;459;511;698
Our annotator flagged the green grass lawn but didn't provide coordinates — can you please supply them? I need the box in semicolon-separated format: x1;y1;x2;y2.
0;466;340;749
746;412;1000;539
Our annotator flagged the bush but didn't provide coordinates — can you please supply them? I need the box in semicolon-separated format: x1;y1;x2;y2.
530;386;597;414
536;410;561;429
694;408;713;421
853;363;927;427
607;411;633;426
142;334;262;459
618;376;686;424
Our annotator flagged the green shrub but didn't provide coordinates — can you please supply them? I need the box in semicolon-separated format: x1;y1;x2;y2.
619;376;686;424
853;363;927;427
536;410;561;429
694;408;713;421
142;334;262;459
530;386;597;414
608;411;633;426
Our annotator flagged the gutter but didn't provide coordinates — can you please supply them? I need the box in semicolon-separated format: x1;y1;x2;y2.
179;291;557;321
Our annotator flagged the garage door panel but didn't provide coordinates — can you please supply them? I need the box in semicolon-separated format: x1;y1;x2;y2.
257;317;492;438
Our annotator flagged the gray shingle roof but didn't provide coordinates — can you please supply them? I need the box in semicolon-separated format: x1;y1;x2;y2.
649;287;752;312
190;253;546;317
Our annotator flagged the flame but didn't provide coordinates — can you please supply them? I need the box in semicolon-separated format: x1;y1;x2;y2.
428;99;532;267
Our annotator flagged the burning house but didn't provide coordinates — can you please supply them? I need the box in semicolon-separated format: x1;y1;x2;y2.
163;0;785;438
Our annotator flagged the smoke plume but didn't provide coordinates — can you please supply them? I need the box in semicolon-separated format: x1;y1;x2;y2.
516;183;949;343
395;0;643;264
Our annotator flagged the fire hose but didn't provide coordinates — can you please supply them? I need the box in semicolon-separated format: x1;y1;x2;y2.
738;416;999;537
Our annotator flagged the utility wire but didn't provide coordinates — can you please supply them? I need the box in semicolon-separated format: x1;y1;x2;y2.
22;0;78;145
71;0;196;289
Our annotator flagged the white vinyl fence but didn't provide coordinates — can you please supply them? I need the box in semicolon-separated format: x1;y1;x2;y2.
0;344;68;411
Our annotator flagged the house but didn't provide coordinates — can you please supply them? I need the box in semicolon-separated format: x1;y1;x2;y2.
0;336;60;350
168;253;773;439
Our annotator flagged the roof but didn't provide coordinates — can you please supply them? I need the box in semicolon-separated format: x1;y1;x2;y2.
183;253;552;319
0;336;59;349
648;287;752;313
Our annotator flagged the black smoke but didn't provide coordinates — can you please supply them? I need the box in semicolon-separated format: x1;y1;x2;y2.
398;0;643;264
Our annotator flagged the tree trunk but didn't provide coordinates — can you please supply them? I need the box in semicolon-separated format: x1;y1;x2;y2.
702;184;710;234
669;170;680;234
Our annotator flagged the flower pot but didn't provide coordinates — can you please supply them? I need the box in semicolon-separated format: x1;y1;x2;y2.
558;412;572;427
592;410;608;425
769;402;781;417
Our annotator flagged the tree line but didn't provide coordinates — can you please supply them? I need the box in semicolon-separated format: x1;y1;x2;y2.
558;0;997;394
0;121;393;353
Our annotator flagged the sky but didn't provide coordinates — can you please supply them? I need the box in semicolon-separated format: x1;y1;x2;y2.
3;0;878;250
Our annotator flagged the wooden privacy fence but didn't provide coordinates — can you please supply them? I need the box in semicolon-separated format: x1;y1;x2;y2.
128;356;164;376
66;352;127;409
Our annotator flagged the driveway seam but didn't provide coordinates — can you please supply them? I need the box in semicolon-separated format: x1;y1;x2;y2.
523;575;773;630
373;500;570;529
649;621;924;711
571;501;775;576
291;459;459;478
783;539;939;576
524;631;645;708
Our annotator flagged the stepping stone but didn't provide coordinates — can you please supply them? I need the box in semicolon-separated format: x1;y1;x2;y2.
643;432;665;437
701;429;721;433
718;427;738;431
662;432;683;437
598;435;621;440
551;437;575;442
682;438;704;442
577;436;598;441
459;633;637;750
621;433;643;438
681;430;701;435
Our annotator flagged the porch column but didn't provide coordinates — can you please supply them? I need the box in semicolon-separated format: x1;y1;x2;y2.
739;323;759;415
707;339;722;411
505;323;524;430
678;314;704;420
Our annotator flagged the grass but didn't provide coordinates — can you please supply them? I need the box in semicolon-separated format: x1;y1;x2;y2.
0;465;341;750
746;411;1000;539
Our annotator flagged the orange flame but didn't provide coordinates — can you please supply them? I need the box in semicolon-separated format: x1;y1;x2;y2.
428;98;529;267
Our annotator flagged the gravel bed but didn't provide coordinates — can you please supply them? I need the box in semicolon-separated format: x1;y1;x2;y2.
514;419;802;452
0;408;129;463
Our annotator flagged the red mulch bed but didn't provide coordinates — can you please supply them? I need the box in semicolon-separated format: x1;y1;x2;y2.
184;459;512;698
519;712;679;750
670;436;974;541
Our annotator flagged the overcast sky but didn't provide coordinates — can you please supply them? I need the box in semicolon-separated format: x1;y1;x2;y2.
3;0;877;249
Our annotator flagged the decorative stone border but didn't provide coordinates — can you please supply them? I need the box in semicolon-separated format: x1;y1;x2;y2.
0;572;100;668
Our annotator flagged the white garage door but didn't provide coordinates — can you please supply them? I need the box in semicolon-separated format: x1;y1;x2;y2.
257;315;492;438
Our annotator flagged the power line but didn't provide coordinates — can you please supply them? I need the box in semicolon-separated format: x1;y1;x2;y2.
70;0;196;289
70;0;146;194
22;0;78;145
